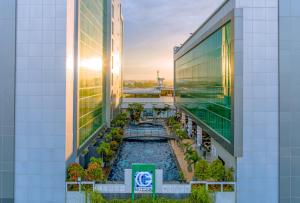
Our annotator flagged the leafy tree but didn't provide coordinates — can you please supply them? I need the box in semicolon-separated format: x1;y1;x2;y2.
186;150;200;169
90;157;103;166
112;119;125;128
85;161;103;182
96;142;110;160
105;133;113;142
194;159;210;181
66;163;85;181
167;116;177;126
103;149;115;163
110;140;119;151
110;128;123;136
113;133;123;143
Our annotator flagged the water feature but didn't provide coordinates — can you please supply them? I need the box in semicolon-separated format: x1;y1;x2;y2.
108;140;180;182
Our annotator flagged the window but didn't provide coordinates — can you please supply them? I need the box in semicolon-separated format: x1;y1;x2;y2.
175;22;232;143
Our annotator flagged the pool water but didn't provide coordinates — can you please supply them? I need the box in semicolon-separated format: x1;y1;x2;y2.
108;140;180;182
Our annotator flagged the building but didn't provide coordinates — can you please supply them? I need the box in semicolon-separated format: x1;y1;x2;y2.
174;0;300;202
0;0;123;202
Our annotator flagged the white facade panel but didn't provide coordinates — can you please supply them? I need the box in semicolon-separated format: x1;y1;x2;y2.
15;1;68;202
235;0;279;202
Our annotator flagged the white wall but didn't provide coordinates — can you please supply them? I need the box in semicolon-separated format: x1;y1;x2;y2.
15;0;68;202
235;0;279;202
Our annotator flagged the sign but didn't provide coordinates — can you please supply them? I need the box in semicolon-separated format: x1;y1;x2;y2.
132;164;156;201
134;171;153;192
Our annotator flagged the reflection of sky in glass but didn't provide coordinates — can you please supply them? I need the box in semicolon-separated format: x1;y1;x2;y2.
78;0;104;145
175;22;232;143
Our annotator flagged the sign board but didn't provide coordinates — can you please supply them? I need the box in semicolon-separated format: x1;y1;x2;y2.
132;164;156;201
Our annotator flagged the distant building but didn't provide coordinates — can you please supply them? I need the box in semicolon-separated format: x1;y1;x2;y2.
0;0;123;202
174;0;300;203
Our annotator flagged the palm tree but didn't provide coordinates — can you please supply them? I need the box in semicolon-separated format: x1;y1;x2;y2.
128;103;144;124
185;148;200;170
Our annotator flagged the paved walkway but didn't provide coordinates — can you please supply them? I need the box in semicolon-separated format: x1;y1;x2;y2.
169;140;194;182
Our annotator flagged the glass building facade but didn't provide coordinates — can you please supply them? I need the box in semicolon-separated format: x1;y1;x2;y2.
78;0;105;145
175;22;232;143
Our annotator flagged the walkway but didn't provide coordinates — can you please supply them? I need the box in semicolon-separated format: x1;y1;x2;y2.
123;123;177;140
169;140;194;182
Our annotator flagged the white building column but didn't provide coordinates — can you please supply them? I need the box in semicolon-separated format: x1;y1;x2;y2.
187;117;193;137
181;112;185;126
196;126;202;146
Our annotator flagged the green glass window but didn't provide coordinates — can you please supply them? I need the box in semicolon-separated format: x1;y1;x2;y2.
175;22;232;143
78;0;105;145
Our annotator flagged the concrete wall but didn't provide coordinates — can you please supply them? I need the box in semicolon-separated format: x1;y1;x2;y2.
279;0;300;202
235;0;279;202
15;1;68;202
0;0;16;202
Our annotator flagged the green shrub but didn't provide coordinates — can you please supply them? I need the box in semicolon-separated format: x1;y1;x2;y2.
110;140;119;151
224;167;234;182
66;163;85;181
103;149;115;163
195;159;210;181
89;191;105;203
179;171;186;183
112;132;123;143
105;133;113;142
90;157;103;166
96;142;110;158
189;186;213;203
208;160;225;181
85;161;103;182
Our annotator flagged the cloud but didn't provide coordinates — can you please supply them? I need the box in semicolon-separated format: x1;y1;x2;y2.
122;0;224;81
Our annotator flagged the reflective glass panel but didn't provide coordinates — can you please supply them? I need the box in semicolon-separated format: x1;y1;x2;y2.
175;22;232;143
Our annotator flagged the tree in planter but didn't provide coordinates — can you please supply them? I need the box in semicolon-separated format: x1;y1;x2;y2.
110;140;119;151
66;163;86;181
85;161;103;182
104;133;113;142
176;129;188;140
185;150;200;170
96;142;110;162
172;123;181;132
127;103;144;123
110;127;123;136
208;159;226;181
90;157;103;166
112;119;125;128
113;132;123;143
167;116;176;126
103;148;115;164
194;159;210;181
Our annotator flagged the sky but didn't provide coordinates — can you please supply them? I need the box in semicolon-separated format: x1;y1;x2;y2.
122;0;224;81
